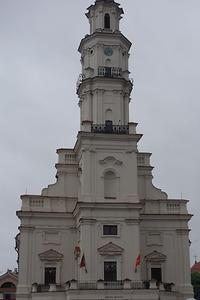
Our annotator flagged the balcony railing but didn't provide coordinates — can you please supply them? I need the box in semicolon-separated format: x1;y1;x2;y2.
76;66;123;91
98;66;122;78
32;280;175;293
103;281;123;289
92;122;129;134
78;281;97;290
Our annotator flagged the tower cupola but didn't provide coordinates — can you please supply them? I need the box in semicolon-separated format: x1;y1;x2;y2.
86;0;124;34
77;0;132;130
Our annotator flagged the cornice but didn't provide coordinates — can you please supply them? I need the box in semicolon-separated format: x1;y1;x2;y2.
79;218;97;225
75;131;142;147
77;76;133;95
17;211;74;219
78;31;131;53
56;164;78;168
176;228;191;235
137;166;154;172
56;148;75;154
140;199;189;204
18;225;35;232
73;201;142;217
79;75;132;85
125;218;141;225
140;214;192;221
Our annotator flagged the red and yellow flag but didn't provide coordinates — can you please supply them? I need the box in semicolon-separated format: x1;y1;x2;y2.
134;254;141;273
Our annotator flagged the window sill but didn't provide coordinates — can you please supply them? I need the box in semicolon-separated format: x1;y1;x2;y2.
101;235;120;238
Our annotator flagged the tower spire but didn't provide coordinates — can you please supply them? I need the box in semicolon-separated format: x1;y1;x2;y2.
78;0;131;131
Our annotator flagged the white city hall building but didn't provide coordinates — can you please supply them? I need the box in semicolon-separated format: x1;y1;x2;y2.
16;0;193;300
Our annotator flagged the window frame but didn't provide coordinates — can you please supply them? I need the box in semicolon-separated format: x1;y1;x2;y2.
103;225;118;236
147;263;164;283
104;170;117;199
104;13;111;29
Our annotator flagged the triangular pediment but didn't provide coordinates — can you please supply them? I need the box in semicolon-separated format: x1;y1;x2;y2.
39;249;63;261
98;242;124;256
99;156;122;166
0;271;18;285
145;251;166;262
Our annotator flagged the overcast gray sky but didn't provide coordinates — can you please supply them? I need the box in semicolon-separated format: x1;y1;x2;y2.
0;0;199;273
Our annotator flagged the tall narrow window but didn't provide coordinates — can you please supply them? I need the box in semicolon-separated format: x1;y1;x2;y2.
104;171;117;199
104;14;110;29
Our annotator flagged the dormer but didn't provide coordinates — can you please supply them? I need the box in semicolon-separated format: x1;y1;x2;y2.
86;0;124;34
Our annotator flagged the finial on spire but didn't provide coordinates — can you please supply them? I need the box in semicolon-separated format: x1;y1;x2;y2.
95;0;115;3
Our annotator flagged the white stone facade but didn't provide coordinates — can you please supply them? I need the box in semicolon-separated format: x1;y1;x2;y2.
16;1;193;300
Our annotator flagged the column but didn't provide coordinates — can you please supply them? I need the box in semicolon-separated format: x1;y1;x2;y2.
78;219;96;281
176;229;193;296
17;226;34;298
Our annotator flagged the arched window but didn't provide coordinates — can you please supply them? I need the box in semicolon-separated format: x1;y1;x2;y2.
104;171;117;199
1;282;16;288
105;58;111;67
105;109;113;122
104;13;110;29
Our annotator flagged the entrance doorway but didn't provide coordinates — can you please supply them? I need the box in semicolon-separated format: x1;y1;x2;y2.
104;261;117;281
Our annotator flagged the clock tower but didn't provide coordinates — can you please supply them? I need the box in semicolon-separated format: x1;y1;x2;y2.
77;0;132;128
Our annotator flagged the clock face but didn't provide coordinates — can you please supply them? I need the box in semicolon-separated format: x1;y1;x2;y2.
104;47;113;56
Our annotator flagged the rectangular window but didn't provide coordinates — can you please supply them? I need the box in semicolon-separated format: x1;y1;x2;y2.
103;225;118;236
98;67;105;76
44;267;56;285
104;261;117;282
151;267;162;283
105;67;112;77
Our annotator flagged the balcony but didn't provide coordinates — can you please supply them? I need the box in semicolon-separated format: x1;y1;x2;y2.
32;280;175;293
141;199;188;215
20;195;77;213
92;121;129;134
98;66;122;78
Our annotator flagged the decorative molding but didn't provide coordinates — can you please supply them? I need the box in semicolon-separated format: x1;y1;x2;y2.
19;226;35;232
146;232;163;246
98;242;124;256
145;251;166;262
39;249;64;261
126;149;136;154
82;147;90;153
79;218;96;225
99;156;122;166
176;228;190;235
43;232;61;245
125;218;140;225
